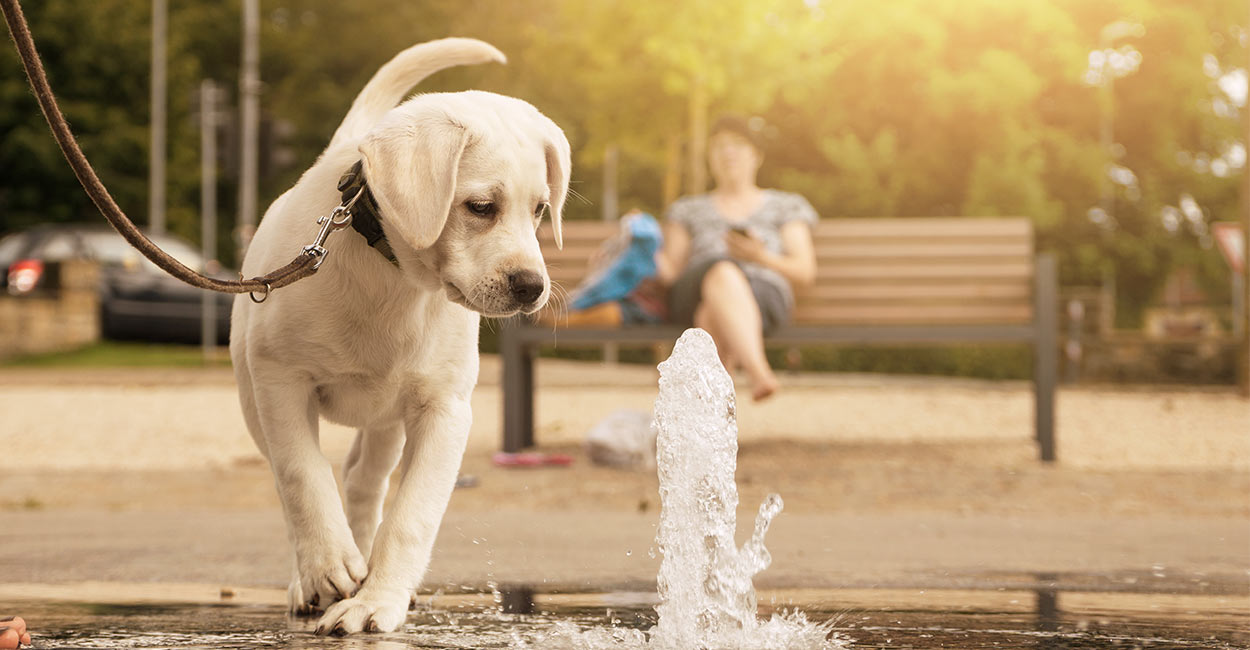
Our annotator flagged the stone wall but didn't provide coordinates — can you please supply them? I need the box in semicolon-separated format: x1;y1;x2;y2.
0;260;100;360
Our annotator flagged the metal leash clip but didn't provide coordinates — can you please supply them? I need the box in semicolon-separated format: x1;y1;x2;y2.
302;185;364;269
303;206;354;269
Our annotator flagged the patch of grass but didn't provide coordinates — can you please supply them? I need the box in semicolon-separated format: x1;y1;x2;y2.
2;342;231;368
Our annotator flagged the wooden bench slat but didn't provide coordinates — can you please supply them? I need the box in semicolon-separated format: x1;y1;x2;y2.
812;217;1032;238
552;260;1037;277
538;222;617;239
817;262;1032;281
814;242;1032;259
811;231;1032;242
543;247;603;261
801;283;1031;301
544;218;1034;241
793;303;1033;325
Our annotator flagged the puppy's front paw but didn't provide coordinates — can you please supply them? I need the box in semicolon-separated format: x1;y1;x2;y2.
295;545;368;614
314;587;409;636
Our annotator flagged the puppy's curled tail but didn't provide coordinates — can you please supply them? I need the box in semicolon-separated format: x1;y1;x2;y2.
328;38;506;149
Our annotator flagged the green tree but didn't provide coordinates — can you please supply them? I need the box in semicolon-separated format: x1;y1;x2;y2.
0;1;155;230
2;0;1245;329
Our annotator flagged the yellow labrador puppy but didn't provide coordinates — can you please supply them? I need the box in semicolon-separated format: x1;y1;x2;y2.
230;38;569;636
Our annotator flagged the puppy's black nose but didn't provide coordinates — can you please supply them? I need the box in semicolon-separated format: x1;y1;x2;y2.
508;270;545;305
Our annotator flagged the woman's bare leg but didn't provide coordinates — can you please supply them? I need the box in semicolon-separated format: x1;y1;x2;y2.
693;301;735;371
692;261;779;400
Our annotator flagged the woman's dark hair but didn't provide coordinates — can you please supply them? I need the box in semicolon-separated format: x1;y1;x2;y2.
709;114;765;151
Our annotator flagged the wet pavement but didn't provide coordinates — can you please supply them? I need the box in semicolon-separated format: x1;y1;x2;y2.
6;587;1247;649
3;508;1247;596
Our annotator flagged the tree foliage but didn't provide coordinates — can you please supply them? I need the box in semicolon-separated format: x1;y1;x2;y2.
0;0;1244;322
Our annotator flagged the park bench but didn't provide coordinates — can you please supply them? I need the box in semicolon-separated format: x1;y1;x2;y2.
499;217;1058;461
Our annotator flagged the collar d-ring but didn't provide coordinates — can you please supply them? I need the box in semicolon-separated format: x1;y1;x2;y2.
249;282;272;303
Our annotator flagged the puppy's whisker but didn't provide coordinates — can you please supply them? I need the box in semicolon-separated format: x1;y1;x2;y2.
566;188;591;206
547;280;567;305
467;281;489;310
549;281;568;307
549;281;573;334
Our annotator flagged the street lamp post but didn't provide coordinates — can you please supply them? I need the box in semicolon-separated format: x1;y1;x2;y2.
148;0;167;235
238;0;260;258
200;80;219;361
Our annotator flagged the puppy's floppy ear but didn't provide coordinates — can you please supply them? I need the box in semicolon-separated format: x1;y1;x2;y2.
359;112;469;251
540;119;572;250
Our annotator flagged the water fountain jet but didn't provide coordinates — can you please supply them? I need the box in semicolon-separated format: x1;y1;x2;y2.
647;329;841;650
530;329;843;649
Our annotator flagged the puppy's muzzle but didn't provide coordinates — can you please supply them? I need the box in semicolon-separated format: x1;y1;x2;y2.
507;270;545;306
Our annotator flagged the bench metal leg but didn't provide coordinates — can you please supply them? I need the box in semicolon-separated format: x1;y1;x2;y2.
501;324;535;452
1033;253;1058;462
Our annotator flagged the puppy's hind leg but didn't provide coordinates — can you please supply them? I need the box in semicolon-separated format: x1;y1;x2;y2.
342;422;405;561
232;346;270;459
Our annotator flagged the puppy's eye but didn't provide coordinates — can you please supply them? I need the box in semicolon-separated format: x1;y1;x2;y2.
466;201;495;217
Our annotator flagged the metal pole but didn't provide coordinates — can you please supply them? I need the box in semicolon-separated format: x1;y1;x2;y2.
148;0;167;235
1034;253;1059;462
200;80;218;361
238;0;260;257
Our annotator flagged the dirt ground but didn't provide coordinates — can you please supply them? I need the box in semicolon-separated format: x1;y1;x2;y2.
0;357;1247;596
1;356;1246;518
3;437;1246;520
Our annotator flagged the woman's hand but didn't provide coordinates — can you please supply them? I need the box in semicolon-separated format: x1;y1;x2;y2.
725;230;767;265
726;222;817;288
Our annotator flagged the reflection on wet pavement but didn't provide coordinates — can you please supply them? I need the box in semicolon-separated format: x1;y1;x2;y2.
8;587;1247;649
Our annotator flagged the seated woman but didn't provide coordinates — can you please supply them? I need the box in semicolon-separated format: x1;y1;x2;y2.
655;115;817;401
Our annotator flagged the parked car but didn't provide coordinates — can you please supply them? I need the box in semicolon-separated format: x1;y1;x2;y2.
0;224;234;344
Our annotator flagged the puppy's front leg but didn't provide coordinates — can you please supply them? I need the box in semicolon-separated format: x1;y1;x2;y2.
252;372;367;614
316;394;471;636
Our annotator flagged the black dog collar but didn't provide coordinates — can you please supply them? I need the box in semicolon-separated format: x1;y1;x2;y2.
337;161;399;265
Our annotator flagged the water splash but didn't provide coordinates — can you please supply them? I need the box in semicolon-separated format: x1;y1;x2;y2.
531;329;844;649
648;329;841;649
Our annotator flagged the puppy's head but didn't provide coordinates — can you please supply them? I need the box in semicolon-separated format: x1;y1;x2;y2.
358;91;569;317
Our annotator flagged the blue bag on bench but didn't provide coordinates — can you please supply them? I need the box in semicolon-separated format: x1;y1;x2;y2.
568;212;664;323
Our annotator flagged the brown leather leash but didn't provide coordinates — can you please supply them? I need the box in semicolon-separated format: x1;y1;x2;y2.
1;0;324;300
